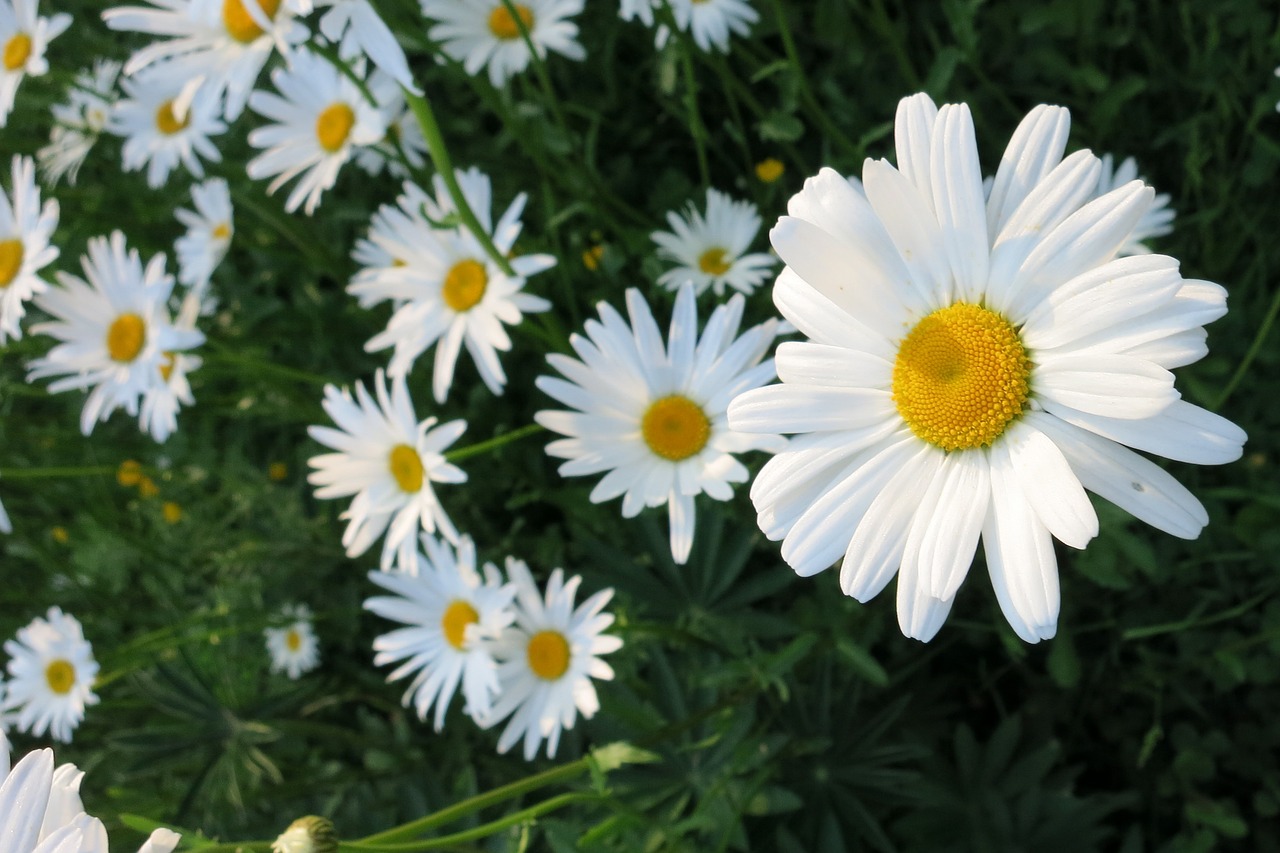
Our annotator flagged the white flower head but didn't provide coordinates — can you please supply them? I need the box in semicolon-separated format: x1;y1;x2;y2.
364;534;517;730
420;0;586;87
2;607;99;743
669;0;756;53
0;155;59;345
352;70;430;178
0;0;71;127
175;176;234;293
537;282;784;564
1095;153;1175;256
307;369;468;570
264;603;321;679
727;93;1247;644
139;290;204;442
651;188;777;297
37;59;122;186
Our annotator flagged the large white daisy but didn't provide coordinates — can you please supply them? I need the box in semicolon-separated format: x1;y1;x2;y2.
727;93;1246;643
1;607;99;743
37;59;121;186
307;369;467;570
0;0;70;127
363;534;517;730
420;0;585;88
264;603;321;679
0;155;58;345
536;282;784;564
651;188;777;297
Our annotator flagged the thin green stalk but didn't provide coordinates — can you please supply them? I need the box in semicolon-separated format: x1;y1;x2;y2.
203;347;332;387
679;43;711;187
864;0;921;90
0;466;114;479
445;423;545;463
345;793;598;852
500;0;570;136
1210;279;1280;410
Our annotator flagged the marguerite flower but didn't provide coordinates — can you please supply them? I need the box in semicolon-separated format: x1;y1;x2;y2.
0;154;58;344
307;369;467;570
651;188;776;297
174;177;233;292
352;70;429;178
264;603;321;678
1;607;99;743
669;0;756;53
1095;154;1175;256
536;282;784;564
0;0;70;127
364;534;517;729
246;48;384;215
138;290;203;442
27;231;205;437
420;0;585;88
37;59;121;186
727;93;1246;643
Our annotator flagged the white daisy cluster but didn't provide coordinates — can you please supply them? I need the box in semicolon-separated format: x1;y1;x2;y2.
37;59;122;186
264;604;321;679
0;607;98;743
364;532;621;760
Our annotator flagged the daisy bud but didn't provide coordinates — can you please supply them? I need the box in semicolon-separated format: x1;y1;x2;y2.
272;817;338;853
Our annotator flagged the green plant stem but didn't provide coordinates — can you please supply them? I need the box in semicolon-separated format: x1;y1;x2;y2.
1210;278;1280;410
1121;588;1275;641
679;42;711;187
344;793;598;852
202;347;333;387
444;423;545;462
185;842;274;853
0;466;115;479
500;0;570;136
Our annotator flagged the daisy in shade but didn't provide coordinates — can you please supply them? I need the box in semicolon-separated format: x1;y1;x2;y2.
420;0;586;88
1095;154;1175;256
352;168;554;402
0;0;70;127
2;607;99;743
536;282;784;564
481;560;620;760
727;93;1246;643
364;534;517;730
353;70;430;178
264;604;320;679
246;48;384;215
669;0;756;53
27;231;205;437
37;59;121;186
307;369;467;570
308;0;419;93
138;290;203;442
0;155;59;345
651;188;777;297
174;177;233;296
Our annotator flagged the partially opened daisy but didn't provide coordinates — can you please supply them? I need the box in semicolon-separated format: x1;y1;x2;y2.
0;154;59;344
536;282;783;564
651;188;776;297
2;607;99;743
174;177;233;293
37;59;121;186
481;560;620;760
0;0;71;127
420;0;586;87
264;603;320;679
363;534;516;730
1095;154;1175;256
307;369;467;570
668;0;756;53
727;93;1246;643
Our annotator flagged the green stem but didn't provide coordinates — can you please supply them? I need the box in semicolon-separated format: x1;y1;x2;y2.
203;348;332;387
444;423;545;463
0;466;115;479
679;42;711;187
1210;280;1280;410
1122;588;1275;641
500;0;570;136
345;793;597;852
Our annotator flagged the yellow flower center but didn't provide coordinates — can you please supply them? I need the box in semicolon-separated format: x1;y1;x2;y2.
526;629;570;680
441;600;479;650
315;102;356;152
159;352;176;382
387;443;424;493
107;313;147;362
117;459;142;487
0;238;24;287
442;259;487;312
285;628;301;651
755;157;784;183
162;501;183;523
892;303;1030;451
154;99;188;135
488;3;534;39
697;247;731;276
222;0;281;43
45;659;76;695
51;526;69;544
213;222;231;240
641;395;710;462
268;461;288;481
3;33;31;71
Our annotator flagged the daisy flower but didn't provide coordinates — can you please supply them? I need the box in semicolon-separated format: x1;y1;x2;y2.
307;369;467;570
1095;154;1175;256
1;607;99;743
651;188;777;297
27;231;206;437
352;70;430;178
669;0;756;53
246;48;384;215
536;282;784;564
37;59;121;186
363;534;517;730
420;0;586;88
309;0;419;93
264;603;321;679
481;560;620;760
351;169;554;402
727;93;1246;643
174;177;233;293
0;155;59;344
107;62;227;189
138;291;203;442
0;0;70;127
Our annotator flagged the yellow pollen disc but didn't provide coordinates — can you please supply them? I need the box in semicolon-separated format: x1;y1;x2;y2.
315;102;356;152
755;157;784;183
107;313;147;363
285;629;301;651
642;395;710;462
441;600;479;650
154;99;189;135
697;247;731;276
387;443;424;493
222;0;281;43
487;3;534;39
213;222;231;240
526;630;570;680
45;659;76;694
892;302;1030;451
0;238;24;287
159;352;176;382
442;259;487;312
3;33;30;71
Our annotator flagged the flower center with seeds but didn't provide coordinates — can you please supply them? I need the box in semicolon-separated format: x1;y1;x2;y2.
315;102;356;152
488;3;534;39
222;0;281;43
154;99;188;135
3;33;30;71
107;313;146;362
642;395;710;461
0;239;24;287
442;259;487;312
892;302;1030;451
697;247;731;276
213;222;231;240
44;659;75;694
387;443;424;493
285;629;301;651
526;629;569;680
441;600;479;650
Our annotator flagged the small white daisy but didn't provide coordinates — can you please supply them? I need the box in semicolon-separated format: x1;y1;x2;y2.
27;231;206;437
420;0;586;88
351;169;554;402
1;607;99;743
139;290;203;442
364;534;517;730
310;0;419;93
174;177;233;294
307;369;468;570
651;188;777;297
669;0;756;53
37;59;121;186
0;0;70;127
352;70;430;178
536;282;784;564
0;154;59;344
482;560;620;760
1095;154;1175;256
246;48;384;215
264;603;321;679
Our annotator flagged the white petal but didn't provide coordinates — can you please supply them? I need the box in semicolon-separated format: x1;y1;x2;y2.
983;461;1060;643
1040;399;1245;466
929;104;989;303
1034;354;1176;419
985;104;1071;238
997;417;1098;549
